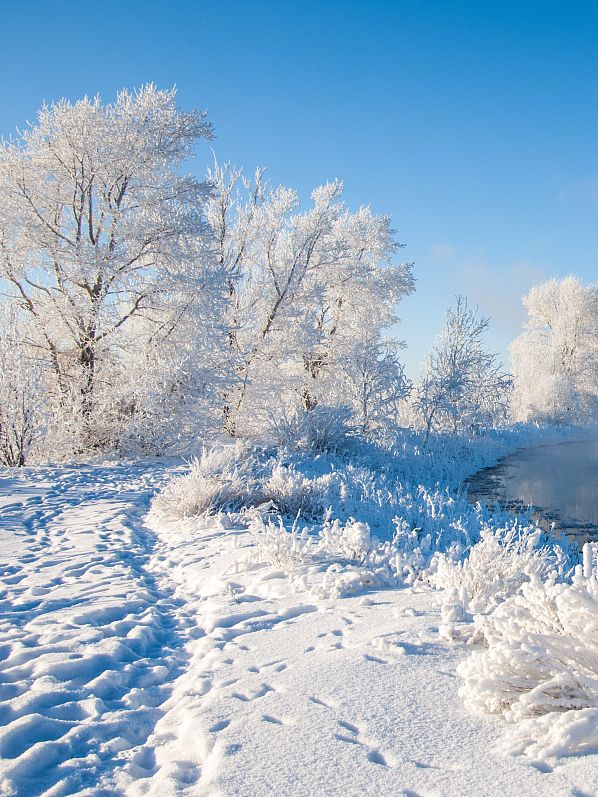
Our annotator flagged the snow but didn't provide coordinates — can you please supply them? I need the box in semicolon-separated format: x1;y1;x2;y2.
0;453;597;796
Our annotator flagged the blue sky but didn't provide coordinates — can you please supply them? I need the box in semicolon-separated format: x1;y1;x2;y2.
1;0;597;378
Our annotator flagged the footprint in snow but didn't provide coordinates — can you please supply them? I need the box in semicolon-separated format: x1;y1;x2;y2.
232;682;275;702
317;628;343;639
208;719;231;733
309;695;338;710
334;719;396;769
261;714;295;726
247;658;288;674
412;759;442;770
363;653;389;665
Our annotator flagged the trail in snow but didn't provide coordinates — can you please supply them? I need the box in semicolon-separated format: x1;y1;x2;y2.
1;465;597;797
0;464;191;796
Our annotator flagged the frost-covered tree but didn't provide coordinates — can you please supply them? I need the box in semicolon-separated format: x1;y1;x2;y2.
336;331;411;433
206;161;415;437
415;296;511;439
111;301;231;454
510;276;598;423
0;85;226;451
0;307;46;465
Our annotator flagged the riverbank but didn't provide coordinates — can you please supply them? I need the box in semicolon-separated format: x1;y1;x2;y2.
1;426;597;796
1;462;597;796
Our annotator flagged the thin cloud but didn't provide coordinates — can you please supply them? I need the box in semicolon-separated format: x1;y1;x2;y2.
430;242;457;260
457;259;546;336
558;176;598;205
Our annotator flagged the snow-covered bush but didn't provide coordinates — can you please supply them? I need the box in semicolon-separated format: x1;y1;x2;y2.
267;405;353;453
386;487;524;582
248;514;397;598
151;445;339;521
499;706;598;760
432;524;565;620
248;517;313;573
249;515;376;572
150;443;264;519
263;463;333;517
457;572;598;742
319;518;372;560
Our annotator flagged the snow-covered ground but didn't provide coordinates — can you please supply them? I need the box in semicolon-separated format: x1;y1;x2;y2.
1;460;597;797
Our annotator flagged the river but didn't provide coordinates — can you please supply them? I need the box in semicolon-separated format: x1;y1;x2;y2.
466;438;598;543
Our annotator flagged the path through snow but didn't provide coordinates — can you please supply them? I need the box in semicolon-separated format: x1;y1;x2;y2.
0;465;597;796
0;464;189;795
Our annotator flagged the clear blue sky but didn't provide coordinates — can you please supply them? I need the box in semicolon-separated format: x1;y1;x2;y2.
1;0;597;378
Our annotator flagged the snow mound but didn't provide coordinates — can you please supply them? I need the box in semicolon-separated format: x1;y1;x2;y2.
499;707;598;760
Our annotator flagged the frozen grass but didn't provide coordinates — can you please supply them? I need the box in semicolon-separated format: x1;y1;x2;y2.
151;425;585;580
247;515;397;599
149;442;263;518
149;425;586;628
266;404;354;453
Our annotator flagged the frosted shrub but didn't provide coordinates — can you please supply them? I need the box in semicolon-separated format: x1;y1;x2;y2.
499;707;598;760
150;443;263;519
315;518;398;598
249;515;375;573
263;463;332;518
248;514;397;598
432;524;562;621
390;519;429;584
248;517;313;573
319;518;372;560
267;405;353;453
388;487;499;582
458;572;598;757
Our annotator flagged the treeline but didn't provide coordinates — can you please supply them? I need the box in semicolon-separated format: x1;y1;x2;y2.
0;86;594;465
0;86;415;463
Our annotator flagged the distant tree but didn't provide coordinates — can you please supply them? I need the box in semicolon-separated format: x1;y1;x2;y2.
206;161;415;436
336;331;411;433
510;276;598;423
0;85;225;451
416;296;512;440
0;308;45;465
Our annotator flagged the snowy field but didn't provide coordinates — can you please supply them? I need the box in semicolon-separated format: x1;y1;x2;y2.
1;441;597;797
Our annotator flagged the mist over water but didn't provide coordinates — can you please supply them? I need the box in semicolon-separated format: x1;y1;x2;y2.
468;437;598;542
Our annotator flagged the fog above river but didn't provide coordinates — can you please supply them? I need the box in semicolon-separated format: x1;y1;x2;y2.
467;438;598;541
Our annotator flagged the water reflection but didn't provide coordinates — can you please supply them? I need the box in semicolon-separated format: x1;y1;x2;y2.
467;439;598;543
